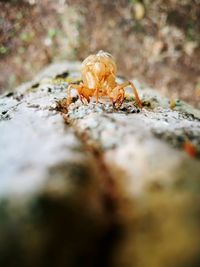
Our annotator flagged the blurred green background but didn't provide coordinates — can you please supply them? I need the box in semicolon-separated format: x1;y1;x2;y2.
0;0;200;107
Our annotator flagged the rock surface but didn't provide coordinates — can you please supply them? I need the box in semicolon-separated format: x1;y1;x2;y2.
0;61;200;267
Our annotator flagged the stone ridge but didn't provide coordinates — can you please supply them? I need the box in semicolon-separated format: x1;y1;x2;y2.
0;64;117;267
1;62;200;267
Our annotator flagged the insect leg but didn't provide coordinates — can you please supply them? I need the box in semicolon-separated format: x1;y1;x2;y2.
67;83;81;105
94;88;100;103
117;81;142;108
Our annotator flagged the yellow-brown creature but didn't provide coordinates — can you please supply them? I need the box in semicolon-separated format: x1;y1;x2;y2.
67;51;142;108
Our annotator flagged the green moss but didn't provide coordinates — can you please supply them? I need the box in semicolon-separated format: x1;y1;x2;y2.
47;28;57;39
20;32;35;43
0;46;9;55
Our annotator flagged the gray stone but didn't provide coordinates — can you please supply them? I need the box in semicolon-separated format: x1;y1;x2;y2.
0;64;112;267
1;61;200;267
65;81;200;267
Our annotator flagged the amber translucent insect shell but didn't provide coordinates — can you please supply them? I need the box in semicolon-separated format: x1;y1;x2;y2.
67;51;142;108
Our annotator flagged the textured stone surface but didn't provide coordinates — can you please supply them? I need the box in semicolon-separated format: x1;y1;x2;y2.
64;79;200;267
0;63;114;267
1;61;200;267
66;100;200;191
